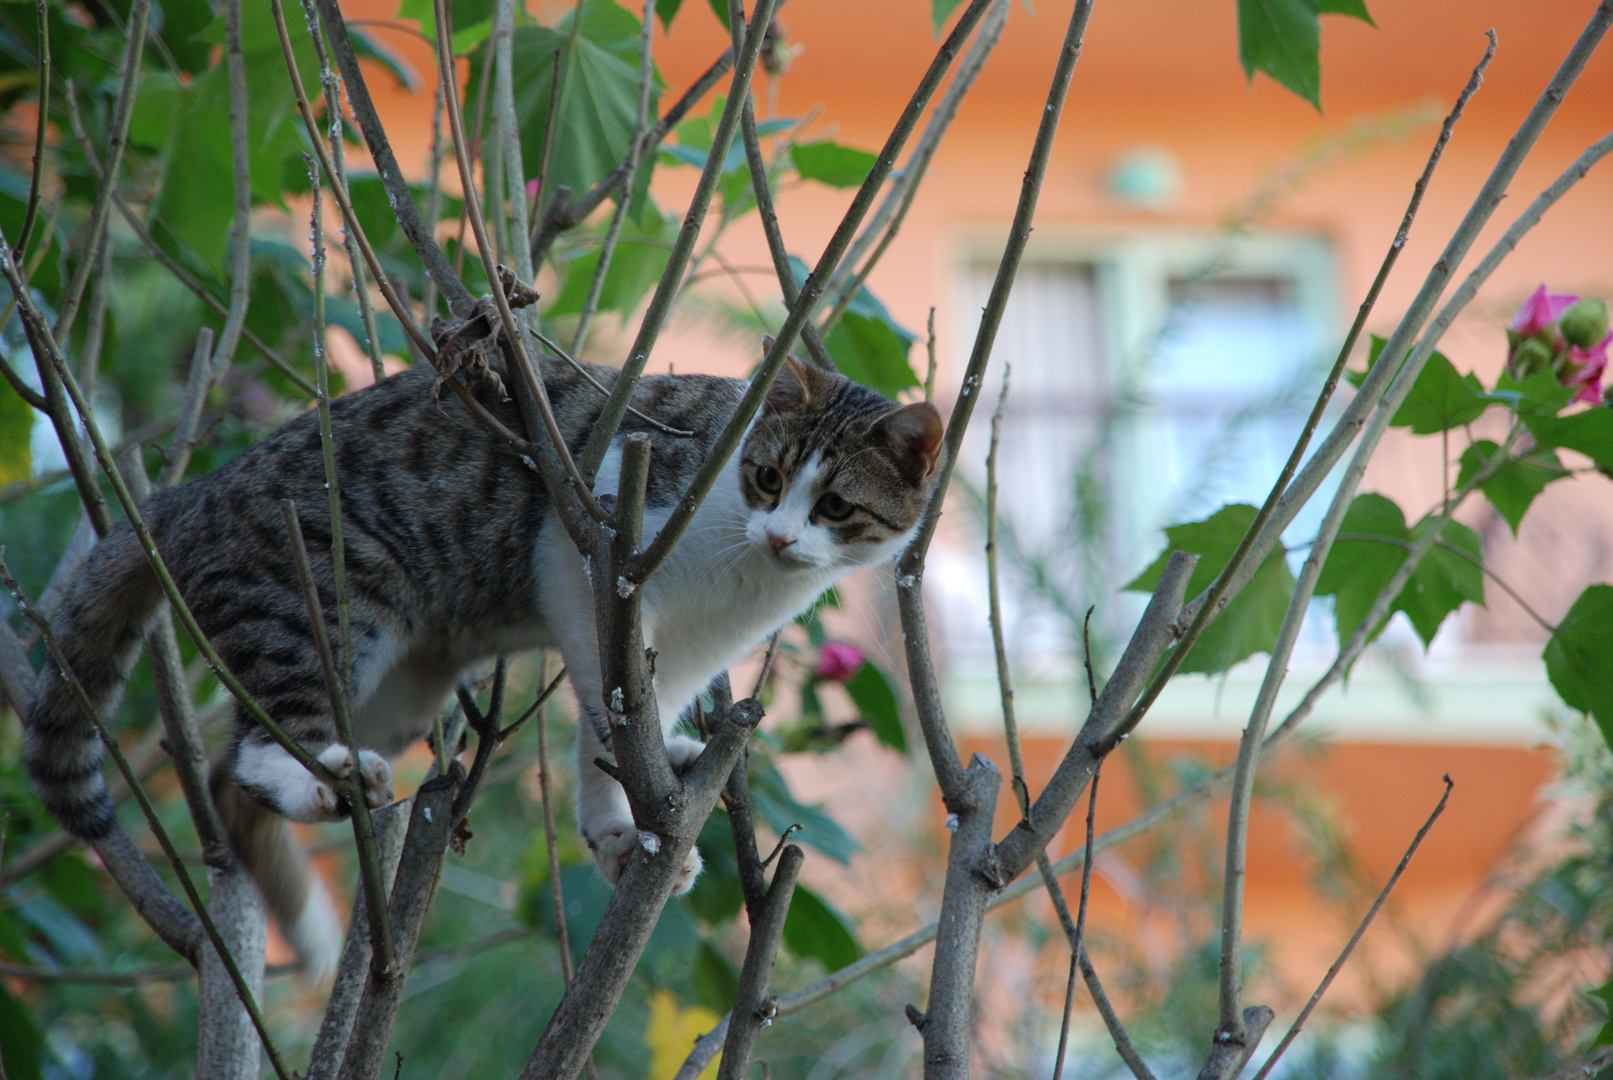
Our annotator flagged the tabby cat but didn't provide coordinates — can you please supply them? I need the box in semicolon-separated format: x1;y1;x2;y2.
25;348;944;972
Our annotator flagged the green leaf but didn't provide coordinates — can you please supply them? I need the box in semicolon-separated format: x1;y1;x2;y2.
1316;492;1407;649
843;663;906;753
1521;399;1613;473
791;141;878;189
1485;368;1575;420
691;940;739;1013
471;3;658;208
931;0;967;33
1456;440;1568;536
0;982;42;1080
783;884;861;971
546;204;676;318
0;362;32;488
1590;978;1613;1048
1237;0;1372;108
1544;585;1613;751
1391;515;1483;647
1125;504;1296;674
1353;336;1487;434
396;0;496;53
748;756;858;863
789;256;919;397
655;0;682;30
683;812;744;925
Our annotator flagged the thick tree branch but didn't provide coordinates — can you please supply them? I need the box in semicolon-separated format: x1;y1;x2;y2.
717;843;803;1080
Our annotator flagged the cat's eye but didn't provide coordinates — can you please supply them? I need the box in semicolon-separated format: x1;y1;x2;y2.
815;493;854;521
756;465;784;495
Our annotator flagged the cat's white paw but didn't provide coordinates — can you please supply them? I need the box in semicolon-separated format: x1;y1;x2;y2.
237;741;344;823
589;818;703;894
665;734;706;774
313;745;395;813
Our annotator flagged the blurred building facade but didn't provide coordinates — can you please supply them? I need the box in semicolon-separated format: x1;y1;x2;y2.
348;0;1613;1021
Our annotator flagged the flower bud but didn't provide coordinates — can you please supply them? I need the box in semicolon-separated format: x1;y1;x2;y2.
815;641;865;682
1510;337;1554;379
1560;298;1610;349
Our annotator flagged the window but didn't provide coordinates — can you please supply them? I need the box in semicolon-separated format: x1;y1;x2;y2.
938;234;1336;669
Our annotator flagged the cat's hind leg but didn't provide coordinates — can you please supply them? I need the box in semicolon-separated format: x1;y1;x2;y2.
232;735;393;822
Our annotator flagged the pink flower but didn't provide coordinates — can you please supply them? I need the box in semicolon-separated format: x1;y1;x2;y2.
1563;333;1611;404
815;641;865;682
524;178;540;199
1510;284;1579;337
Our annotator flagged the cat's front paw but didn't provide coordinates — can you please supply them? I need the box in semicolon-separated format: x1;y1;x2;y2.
588;819;703;894
317;745;395;810
665;735;706;775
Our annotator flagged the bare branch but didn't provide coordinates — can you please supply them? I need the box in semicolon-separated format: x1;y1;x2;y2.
570;0;658;357
530;48;737;270
16;0;49;257
818;0;1009;335
281;500;395;975
52;0;149;341
984;363;1027;816
430;0;611;532
717;844;803;1080
312;0;476;316
728;0;836;372
1050;769;1101;1080
1123;31;1496;729
211;0;254;377
0;558;292;1080
575;0;782;481
1250;775;1453;1080
1193;1006;1273;1080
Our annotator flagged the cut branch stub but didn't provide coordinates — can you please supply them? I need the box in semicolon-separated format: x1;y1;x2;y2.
1196;1005;1274;1080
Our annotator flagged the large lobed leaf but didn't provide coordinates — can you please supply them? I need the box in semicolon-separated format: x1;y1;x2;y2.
1544;585;1613;752
1316;493;1484;650
1456;440;1568;537
788;257;920;398
1347;335;1488;435
1125;503;1296;675
468;1;660;213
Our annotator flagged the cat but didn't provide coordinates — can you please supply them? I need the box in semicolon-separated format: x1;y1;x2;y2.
24;347;944;973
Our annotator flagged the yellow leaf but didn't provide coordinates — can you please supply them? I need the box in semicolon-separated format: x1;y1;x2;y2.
0;372;33;488
644;988;720;1080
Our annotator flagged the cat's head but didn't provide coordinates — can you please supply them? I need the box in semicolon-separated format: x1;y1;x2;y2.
739;350;946;572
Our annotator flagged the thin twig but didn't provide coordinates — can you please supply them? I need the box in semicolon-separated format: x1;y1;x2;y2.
16;0;49;258
575;0;782;482
1249;775;1454;1080
271;0;441;362
570;0;657;357
534;657;577;987
303;0;387;383
280;501;395;975
0;559;294;1080
52;0;149;342
529;326;695;437
924;307;937;402
984;363;1027;819
500;664;569;742
818;0;1009;335
430;0;611;529
1122;32;1497;734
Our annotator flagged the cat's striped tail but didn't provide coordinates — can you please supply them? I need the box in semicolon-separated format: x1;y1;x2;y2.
24;526;163;840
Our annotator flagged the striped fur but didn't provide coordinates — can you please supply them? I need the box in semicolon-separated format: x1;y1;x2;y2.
25;350;944;971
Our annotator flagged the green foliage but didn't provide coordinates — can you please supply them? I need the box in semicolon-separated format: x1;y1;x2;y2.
1125;504;1295;674
397;0;497;52
546;204;677;319
790;141;878;189
788;257;919;397
1348;335;1488;434
1315;493;1483;650
1236;0;1373;108
1544;585;1613;749
783;884;861;971
1456;440;1568;536
469;1;659;209
843;662;906;752
0;366;31;488
930;0;967;34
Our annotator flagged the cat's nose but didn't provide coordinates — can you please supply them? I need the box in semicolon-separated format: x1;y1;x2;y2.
767;531;795;553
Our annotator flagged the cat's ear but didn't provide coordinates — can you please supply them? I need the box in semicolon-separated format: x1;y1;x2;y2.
870;402;945;484
761;338;836;412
